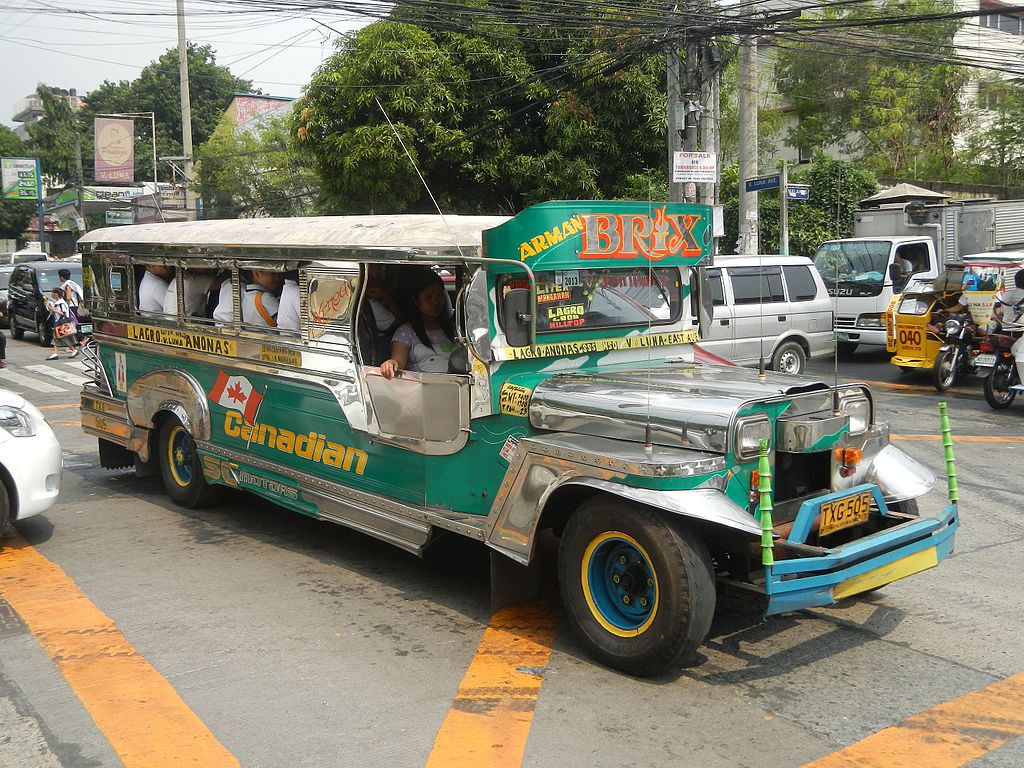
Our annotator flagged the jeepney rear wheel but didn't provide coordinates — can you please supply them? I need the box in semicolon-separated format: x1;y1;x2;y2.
558;498;716;677
158;417;215;508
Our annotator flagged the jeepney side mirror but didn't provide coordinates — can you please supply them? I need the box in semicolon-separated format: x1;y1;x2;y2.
502;288;533;348
696;268;714;339
888;263;902;284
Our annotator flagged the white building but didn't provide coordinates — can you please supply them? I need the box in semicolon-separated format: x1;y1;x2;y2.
10;85;84;141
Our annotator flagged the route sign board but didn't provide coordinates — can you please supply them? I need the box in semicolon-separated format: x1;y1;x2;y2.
745;174;780;193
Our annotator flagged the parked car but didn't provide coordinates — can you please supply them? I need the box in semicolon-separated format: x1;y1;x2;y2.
0;250;49;266
700;254;835;374
0;388;62;536
7;262;92;346
0;265;15;328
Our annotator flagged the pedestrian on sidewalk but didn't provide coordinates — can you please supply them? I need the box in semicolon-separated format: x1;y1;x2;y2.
43;288;79;361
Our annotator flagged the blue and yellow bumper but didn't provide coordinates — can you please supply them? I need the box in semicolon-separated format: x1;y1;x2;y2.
764;484;959;616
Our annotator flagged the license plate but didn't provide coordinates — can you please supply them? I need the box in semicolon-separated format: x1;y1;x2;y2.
819;490;873;537
836;332;849;342
975;353;996;367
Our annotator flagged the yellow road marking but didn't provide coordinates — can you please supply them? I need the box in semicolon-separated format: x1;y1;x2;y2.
892;434;1024;443
51;420;81;427
803;672;1024;768
0;536;239;768
426;605;558;768
37;403;78;411
849;379;976;396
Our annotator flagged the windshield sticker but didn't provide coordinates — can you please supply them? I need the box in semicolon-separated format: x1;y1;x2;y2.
499;383;532;417
494;330;698;360
499;435;520;463
547;304;586;330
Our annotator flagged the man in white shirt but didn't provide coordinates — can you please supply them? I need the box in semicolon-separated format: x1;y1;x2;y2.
213;276;236;324
241;270;283;328
993;270;1024;383
164;270;216;317
138;266;172;313
277;277;300;332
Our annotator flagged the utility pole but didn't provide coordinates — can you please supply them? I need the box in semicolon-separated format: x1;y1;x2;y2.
74;132;87;234
667;42;682;204
176;0;196;220
779;160;789;256
737;0;759;254
701;45;722;207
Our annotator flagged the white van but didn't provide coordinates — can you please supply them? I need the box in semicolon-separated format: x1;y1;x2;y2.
0;250;48;266
700;254;834;374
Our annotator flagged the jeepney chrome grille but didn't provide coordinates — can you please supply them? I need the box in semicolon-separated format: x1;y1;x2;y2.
81;340;113;396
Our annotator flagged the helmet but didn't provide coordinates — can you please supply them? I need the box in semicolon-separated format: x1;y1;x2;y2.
1014;270;1024;289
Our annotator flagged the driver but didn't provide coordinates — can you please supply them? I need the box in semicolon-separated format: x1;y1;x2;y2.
991;270;1024;383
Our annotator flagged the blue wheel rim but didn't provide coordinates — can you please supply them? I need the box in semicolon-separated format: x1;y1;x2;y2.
583;532;659;635
168;426;194;487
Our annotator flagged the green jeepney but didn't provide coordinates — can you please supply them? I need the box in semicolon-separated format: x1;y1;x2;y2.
78;201;958;675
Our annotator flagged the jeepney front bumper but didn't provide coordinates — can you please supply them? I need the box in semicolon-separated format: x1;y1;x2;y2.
764;487;958;616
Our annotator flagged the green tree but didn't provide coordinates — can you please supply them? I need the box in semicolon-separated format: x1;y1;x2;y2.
295;13;668;214
775;0;968;179
963;78;1024;187
719;155;878;255
26;87;81;183
197;111;318;218
0;126;36;240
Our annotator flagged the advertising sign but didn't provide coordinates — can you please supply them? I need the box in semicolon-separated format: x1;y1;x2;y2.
672;151;717;183
94;118;135;183
1;157;43;201
105;209;135;225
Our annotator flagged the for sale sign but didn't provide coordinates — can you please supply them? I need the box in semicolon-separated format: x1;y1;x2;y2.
1;157;43;201
672;151;717;184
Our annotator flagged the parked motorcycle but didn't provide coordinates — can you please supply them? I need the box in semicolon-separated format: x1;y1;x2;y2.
932;314;980;391
980;327;1024;409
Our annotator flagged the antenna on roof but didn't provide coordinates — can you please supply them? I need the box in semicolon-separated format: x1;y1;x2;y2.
374;99;464;260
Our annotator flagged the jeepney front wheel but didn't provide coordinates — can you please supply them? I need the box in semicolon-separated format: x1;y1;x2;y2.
558;498;716;677
158;417;215;508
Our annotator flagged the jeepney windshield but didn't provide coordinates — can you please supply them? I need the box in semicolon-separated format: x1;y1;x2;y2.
499;267;682;333
812;241;891;297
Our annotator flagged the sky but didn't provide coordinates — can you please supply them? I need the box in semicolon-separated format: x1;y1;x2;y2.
1;1;372;131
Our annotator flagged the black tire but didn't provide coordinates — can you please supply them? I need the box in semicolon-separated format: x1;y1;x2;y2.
9;308;23;340
837;341;858;357
983;363;1018;410
158;417;215;508
558;498;716;676
0;482;10;539
771;341;806;375
932;348;957;392
35;313;52;347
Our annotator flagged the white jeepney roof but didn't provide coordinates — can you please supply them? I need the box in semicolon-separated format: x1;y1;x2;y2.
78;215;511;257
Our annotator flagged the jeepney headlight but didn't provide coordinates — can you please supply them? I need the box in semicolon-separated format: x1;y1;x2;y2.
734;415;771;461
839;395;870;436
0;406;36;437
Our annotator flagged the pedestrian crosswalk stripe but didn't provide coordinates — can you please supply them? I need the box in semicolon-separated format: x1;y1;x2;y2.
0;370;65;394
23;364;89;386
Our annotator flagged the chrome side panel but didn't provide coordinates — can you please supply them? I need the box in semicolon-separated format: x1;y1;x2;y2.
127;368;211;440
485;433;727;563
465;268;494;418
359;368;471;455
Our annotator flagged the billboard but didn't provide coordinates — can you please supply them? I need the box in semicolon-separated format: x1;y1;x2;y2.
95;118;134;183
1;157;43;201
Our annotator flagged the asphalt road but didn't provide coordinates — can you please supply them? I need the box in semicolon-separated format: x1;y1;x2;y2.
0;332;1022;768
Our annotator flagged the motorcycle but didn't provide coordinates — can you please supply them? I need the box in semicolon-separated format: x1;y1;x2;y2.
980;325;1024;409
932;314;980;391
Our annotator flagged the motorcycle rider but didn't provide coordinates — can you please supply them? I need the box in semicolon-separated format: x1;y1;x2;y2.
991;270;1024;384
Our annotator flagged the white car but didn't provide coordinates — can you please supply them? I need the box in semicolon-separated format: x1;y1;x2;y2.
0;389;62;534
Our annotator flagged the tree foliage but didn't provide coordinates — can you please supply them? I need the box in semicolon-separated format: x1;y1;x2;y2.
0;126;35;240
775;0;968;180
196;111;318;218
962;78;1024;187
28;44;253;186
295;12;667;214
719;155;878;255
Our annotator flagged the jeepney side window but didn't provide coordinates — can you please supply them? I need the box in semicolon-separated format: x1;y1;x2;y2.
105;258;134;317
306;266;359;350
173;266;227;327
133;259;176;319
83;255;107;316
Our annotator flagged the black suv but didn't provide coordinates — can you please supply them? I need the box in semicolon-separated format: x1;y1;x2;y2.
8;262;92;346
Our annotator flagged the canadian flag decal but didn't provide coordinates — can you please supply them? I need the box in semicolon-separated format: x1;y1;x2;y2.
208;371;264;425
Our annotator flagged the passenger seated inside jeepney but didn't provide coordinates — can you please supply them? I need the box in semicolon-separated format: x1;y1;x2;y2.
137;265;173;314
360;264;403;363
241;269;284;329
277;269;300;333
212;271;236;324
379;268;464;379
163;268;221;317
